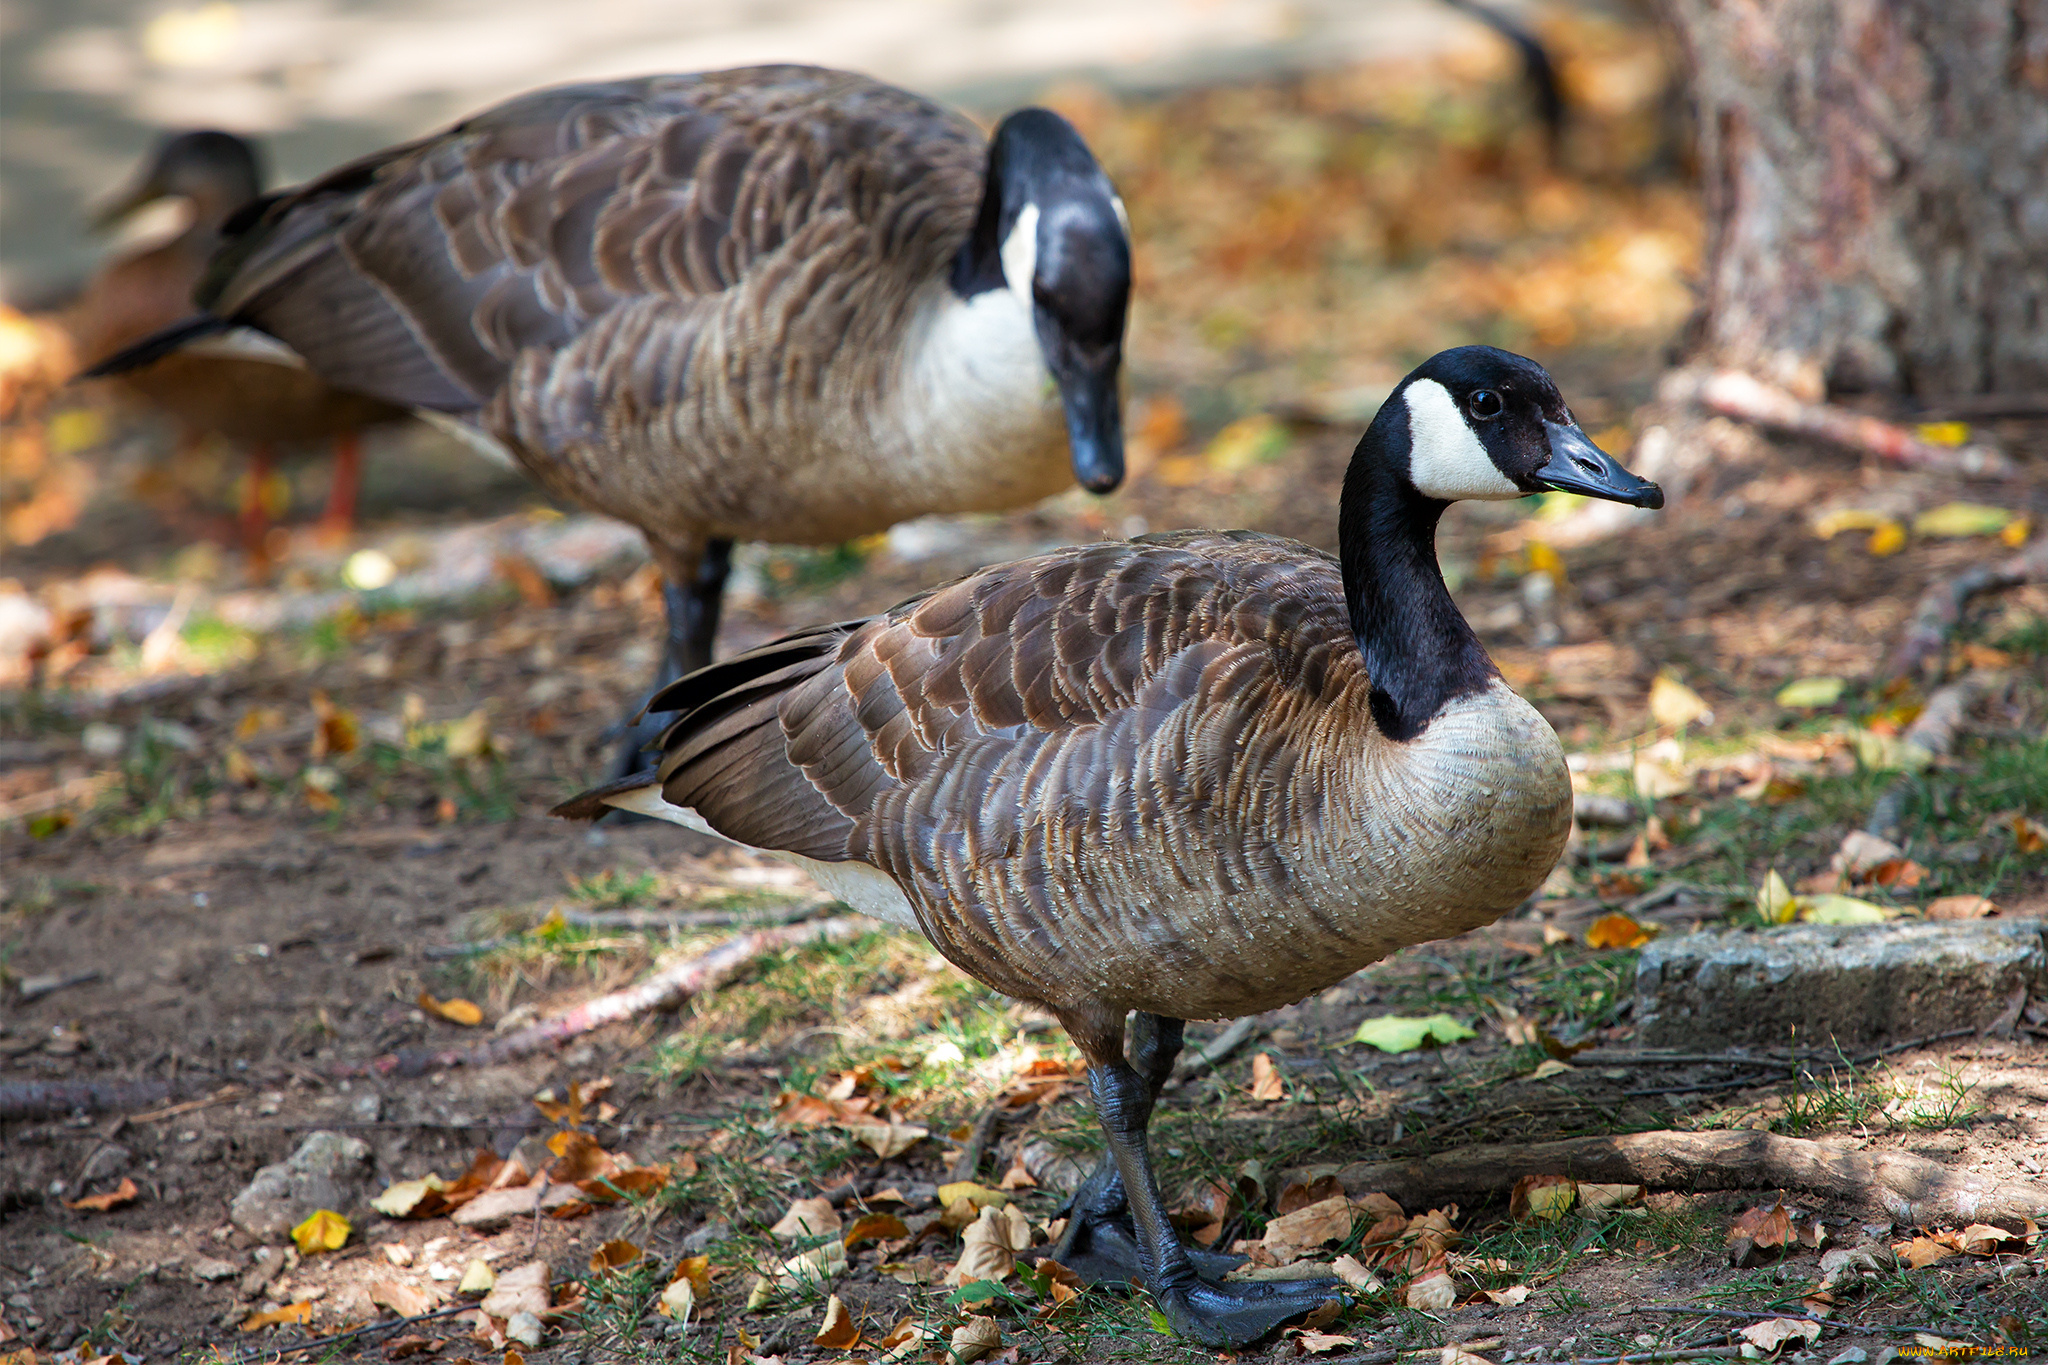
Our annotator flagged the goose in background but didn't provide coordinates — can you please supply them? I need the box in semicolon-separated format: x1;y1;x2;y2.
84;67;1130;770
67;131;408;557
553;345;1663;1346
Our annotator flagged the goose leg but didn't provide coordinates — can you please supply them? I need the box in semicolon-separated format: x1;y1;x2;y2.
1060;1011;1344;1348
609;538;734;779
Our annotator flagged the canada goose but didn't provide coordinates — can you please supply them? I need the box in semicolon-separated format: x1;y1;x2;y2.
82;67;1130;769
553;346;1662;1345
67;130;408;554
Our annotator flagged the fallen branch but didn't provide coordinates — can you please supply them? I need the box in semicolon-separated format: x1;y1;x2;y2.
1162;1015;1263;1092
1865;673;1999;837
1884;534;2048;681
421;897;833;959
340;916;869;1078
1327;1129;2048;1224
1694;370;2012;476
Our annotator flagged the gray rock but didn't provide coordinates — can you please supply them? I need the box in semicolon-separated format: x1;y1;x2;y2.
190;1257;240;1282
228;1131;374;1239
238;1246;286;1298
1828;1349;1869;1365
680;1219;732;1255
349;1092;382;1123
80;1144;132;1186
1635;920;2046;1048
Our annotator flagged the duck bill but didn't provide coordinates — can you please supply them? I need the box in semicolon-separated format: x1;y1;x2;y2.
1538;420;1664;509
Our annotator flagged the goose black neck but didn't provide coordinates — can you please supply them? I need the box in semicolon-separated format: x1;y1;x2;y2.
1338;408;1498;742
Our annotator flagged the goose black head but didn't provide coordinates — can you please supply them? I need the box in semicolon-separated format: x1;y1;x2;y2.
1389;346;1664;509
956;107;1129;494
94;130;265;231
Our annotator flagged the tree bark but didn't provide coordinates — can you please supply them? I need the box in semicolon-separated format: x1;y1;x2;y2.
1663;0;2048;400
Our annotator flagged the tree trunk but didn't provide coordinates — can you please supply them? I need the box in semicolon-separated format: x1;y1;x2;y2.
1663;0;2048;401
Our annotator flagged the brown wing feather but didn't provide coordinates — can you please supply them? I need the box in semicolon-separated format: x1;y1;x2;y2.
199;67;986;418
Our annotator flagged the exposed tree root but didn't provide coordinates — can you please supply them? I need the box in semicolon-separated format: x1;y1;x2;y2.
1327;1129;2048;1224
337;915;868;1079
1885;534;2048;681
1865;672;2002;838
1689;369;2012;476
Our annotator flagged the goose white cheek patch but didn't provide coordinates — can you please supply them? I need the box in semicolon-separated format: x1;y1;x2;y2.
1404;378;1522;501
1001;203;1040;312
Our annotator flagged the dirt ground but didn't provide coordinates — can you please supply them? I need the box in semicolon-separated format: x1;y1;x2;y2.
5;21;2048;1365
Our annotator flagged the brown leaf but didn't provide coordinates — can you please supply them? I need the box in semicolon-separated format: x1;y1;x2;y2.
1404;1268;1456;1310
950;1316;1002;1364
1926;894;1999;919
1276;1175;1344;1217
479;1262;551;1321
878;1255;942;1285
842;1213;910;1248
2014;814;2048;854
1484;1285;1532;1306
770;1197;842;1241
997;1147;1037;1190
588;1239;642;1273
1250;1052;1287;1102
63;1177;138;1212
1292;1330;1359;1355
1738;1319;1821;1352
383;1335;440;1358
814;1294;860;1349
370;1279;442;1317
1728;1203;1794;1266
310;690;359;760
418;991;483;1027
1956;1224;2018;1255
1263;1195;1353;1249
545;1130;617;1184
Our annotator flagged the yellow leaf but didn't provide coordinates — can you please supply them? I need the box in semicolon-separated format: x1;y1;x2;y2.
1799;895;1893;925
1527;1058;1573;1080
443;708;495;760
292;1208;351;1254
240;1302;315;1332
1649;673;1709;729
1812;508;1889;539
1913;422;1971;448
1912;502;2013;538
1525;540;1565;584
843;1213;911;1248
371;1176;448;1218
1757;870;1798;923
1202;414;1289;472
418;991;483;1026
1585;912;1651;949
2000;516;2031;547
1775;677;1845;708
1866;520;1906;556
460;1259;496;1293
1511;1175;1577;1222
935;1182;1008;1213
1250;1051;1286;1102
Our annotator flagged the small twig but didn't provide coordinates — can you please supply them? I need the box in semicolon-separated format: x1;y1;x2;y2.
949;1105;1012;1184
1163;1016;1263;1092
14;969;103;1002
1693;369;2011;475
130;1084;248;1123
208;1302;472;1365
340;916;869;1078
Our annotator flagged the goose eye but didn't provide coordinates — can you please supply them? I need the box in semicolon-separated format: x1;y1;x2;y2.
1467;389;1503;420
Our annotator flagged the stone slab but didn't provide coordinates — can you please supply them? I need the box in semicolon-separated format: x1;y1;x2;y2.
1633;919;2045;1049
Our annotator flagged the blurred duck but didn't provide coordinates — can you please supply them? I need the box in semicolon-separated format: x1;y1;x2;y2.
83;67;1130;771
554;346;1664;1346
67;130;407;557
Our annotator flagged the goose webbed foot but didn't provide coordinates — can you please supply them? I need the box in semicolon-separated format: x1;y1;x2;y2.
1062;1013;1348;1349
606;540;733;788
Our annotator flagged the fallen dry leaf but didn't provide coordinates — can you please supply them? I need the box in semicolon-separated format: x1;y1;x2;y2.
1577;1183;1643;1211
1405;1268;1457;1310
1585;912;1651;949
460;1259;496;1294
842;1212;910;1248
1926;894;1999;919
657;1276;695;1322
479;1261;551;1321
2012;814;2047;855
1484;1284;1533;1306
1442;1348;1499;1365
878;1255;943;1285
1510;1175;1576;1223
1264;1195;1353;1248
1293;1329;1358;1354
291;1208;350;1255
1330;1253;1382;1292
814;1294;860;1349
588;1239;641;1273
770;1197;842;1241
1737;1318;1821;1352
418;990;483;1027
373;1175;450;1218
1649;673;1709;729
1250;1051;1287;1102
63;1177;138;1212
240;1302;316;1331
1276;1174;1344;1217
950;1315;1003;1363
1956;1224;2019;1255
997;1147;1037;1190
1729;1203;1793;1267
748;1241;848;1308
369;1279;441;1317
947;1203;1032;1285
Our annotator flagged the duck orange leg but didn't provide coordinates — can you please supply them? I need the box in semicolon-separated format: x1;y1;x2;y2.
316;430;362;544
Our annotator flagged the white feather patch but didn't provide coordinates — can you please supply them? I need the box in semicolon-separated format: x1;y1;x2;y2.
601;785;922;932
183;327;307;367
1403;378;1521;501
1000;203;1039;311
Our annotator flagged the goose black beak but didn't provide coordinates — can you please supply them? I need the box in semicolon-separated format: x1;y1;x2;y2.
1053;357;1124;494
1538;420;1664;509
